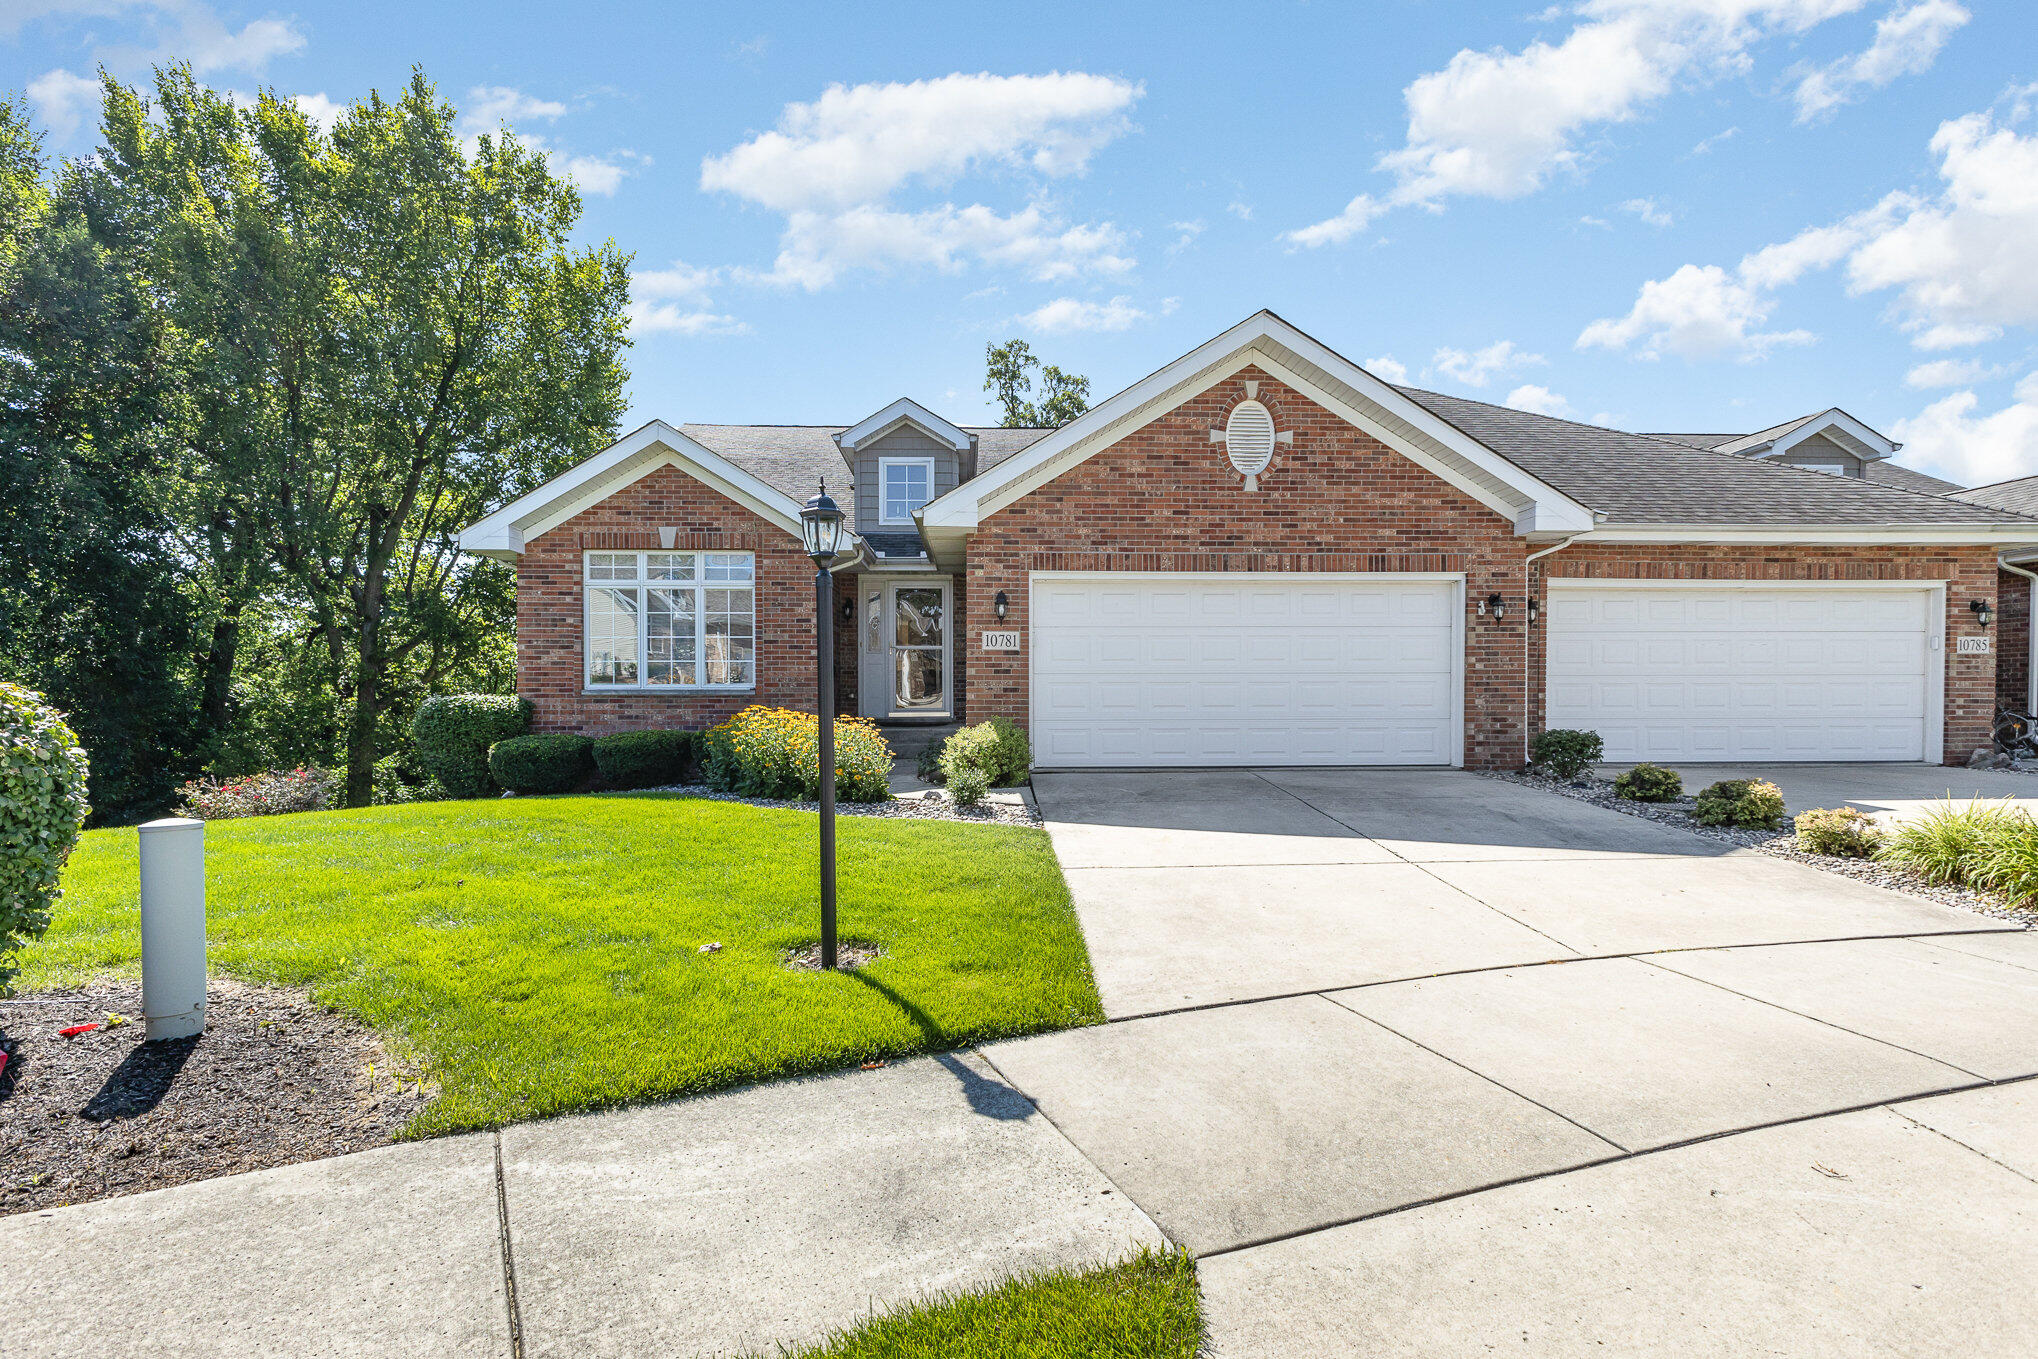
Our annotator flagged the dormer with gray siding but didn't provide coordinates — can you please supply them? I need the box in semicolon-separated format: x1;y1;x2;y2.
833;398;978;557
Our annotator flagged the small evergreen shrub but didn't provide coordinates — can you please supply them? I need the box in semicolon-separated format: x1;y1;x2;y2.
1794;807;1884;858
1613;763;1683;803
488;734;594;794
1693;778;1787;829
1;683;92;996
412;694;532;797
939;717;1035;789
1878;799;2026;886
1529;728;1604;780
177;767;339;819
947;764;992;808
594;730;697;790
702;706;893;803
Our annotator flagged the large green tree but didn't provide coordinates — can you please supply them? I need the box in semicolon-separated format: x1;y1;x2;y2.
98;68;630;806
984;337;1091;427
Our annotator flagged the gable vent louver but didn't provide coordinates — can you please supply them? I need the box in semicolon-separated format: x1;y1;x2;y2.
1224;400;1277;491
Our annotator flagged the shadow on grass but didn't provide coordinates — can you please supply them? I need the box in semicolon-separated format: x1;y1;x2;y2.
848;971;1033;1123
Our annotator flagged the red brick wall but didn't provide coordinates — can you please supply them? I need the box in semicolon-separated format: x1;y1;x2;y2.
964;366;1532;768
1536;545;2000;766
1997;567;2031;713
515;464;819;734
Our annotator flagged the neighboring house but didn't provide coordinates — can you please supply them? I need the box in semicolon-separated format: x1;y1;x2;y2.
459;311;2038;769
1957;475;2038;714
1646;422;1967;496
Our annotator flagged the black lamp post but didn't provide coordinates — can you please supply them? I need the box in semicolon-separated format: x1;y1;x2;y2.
801;482;847;970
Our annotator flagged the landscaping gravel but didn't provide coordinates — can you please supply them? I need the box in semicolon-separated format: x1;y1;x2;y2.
638;782;1041;826
1486;770;2036;927
0;977;429;1217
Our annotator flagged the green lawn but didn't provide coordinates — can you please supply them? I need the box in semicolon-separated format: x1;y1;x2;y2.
28;794;1103;1134
767;1251;1204;1359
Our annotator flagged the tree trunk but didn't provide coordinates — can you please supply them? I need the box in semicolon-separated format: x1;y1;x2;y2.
194;599;242;751
344;648;379;808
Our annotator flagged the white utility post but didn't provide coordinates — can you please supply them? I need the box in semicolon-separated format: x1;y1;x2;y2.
138;817;207;1041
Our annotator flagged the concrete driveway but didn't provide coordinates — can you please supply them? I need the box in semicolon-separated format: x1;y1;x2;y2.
1605;760;2038;821
998;768;2038;1354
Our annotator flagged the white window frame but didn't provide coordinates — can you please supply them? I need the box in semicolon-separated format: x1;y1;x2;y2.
879;456;936;525
583;550;757;693
1798;461;1851;477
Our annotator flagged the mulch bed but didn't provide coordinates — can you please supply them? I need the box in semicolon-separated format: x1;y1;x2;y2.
0;977;429;1218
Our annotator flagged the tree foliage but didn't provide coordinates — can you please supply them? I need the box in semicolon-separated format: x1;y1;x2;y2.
983;338;1090;427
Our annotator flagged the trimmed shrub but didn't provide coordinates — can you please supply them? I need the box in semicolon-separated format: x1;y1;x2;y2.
938;717;1035;790
947;764;992;808
702;706;893;803
1878;799;2027;886
1529;728;1604;781
1;683;92;996
594;730;697;790
1794;807;1884;858
412;694;532;798
1693;778;1787;829
177;766;339;819
488;735;594;794
1613;762;1683;802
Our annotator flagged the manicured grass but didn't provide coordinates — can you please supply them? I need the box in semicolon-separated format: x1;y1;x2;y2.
27;794;1103;1134
766;1251;1203;1359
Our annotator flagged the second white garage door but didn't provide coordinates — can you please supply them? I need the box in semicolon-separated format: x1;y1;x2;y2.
1545;584;1940;763
1029;574;1460;768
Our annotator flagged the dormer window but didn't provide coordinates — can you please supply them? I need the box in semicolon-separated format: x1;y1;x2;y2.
880;457;935;524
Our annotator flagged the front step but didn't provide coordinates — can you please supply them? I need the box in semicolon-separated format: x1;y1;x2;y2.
877;722;960;762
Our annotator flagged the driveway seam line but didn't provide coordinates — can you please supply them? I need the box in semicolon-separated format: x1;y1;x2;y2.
1911;932;2038;973
493;1132;526;1359
1885;1103;2038;1187
1311;992;1632;1155
1246;771;1583;955
1193;1072;2031;1261
1097;928;2023;1026
969;1046;1180;1251
1635;951;1997;1083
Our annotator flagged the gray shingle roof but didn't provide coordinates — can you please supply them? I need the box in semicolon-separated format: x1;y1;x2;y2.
1867;462;1965;496
1395;387;2032;526
1644;433;1741;450
1958;475;2038;516
1647;425;1966;496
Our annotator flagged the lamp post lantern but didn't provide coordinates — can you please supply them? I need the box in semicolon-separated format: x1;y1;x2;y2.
801;483;848;970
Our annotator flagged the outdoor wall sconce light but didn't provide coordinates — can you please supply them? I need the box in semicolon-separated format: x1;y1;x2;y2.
1486;593;1507;621
994;590;1010;621
1972;598;1995;628
840;596;855;623
1527;596;1539;625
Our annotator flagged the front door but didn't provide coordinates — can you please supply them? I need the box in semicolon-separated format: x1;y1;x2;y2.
858;577;952;718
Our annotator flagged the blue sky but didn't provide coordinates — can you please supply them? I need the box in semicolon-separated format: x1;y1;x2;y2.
9;0;2038;486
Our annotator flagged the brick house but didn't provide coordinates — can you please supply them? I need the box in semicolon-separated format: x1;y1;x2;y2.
459;311;2038;770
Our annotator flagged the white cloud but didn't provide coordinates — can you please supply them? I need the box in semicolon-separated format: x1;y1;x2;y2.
1580;214;1613;228
627;304;747;337
1793;0;1969;123
700;72;1142;291
1905;357;1997;387
1505;383;1575;417
1620;196;1673;227
176;11;302;73
1017;295;1149;333
628;260;744;337
1430;339;1545;388
1578;260;1818;358
1691;125;1739;154
1285;1;1877;246
16;1;307;77
700;72;1140;213
566;154;640;196
459;86;567;137
289;92;343;131
1889;372;2038;484
1226;200;1254;220
635;261;721;301
1166;219;1204;254
1364;354;1410;383
26;68;101;140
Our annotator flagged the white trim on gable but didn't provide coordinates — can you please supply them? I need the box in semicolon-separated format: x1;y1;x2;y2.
835;397;975;454
918;310;1597;537
1728;408;1899;463
457;420;808;559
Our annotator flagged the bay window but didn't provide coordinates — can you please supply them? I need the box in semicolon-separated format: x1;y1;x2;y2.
585;551;755;690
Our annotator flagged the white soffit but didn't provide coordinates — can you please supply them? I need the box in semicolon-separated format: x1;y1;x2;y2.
835;397;974;453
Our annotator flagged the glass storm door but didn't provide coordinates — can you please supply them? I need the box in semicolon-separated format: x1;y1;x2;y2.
889;582;948;714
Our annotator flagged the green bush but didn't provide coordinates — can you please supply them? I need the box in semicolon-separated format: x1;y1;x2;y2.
1693;778;1787;829
373;754;445;806
939;717;1034;789
1794;807;1884;858
1613;762;1683;802
701;706;893;803
914;739;947;786
1878;799;2027;886
1966;815;2038;910
593;730;697;790
488;734;594;794
412;694;532;797
948;764;992;808
0;683;91;996
1529;728;1604;780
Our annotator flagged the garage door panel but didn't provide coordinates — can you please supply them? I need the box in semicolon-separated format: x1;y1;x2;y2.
1031;576;1457;768
1547;586;1932;763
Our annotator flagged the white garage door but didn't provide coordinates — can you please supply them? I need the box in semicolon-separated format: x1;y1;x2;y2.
1545;585;1938;763
1029;575;1459;768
